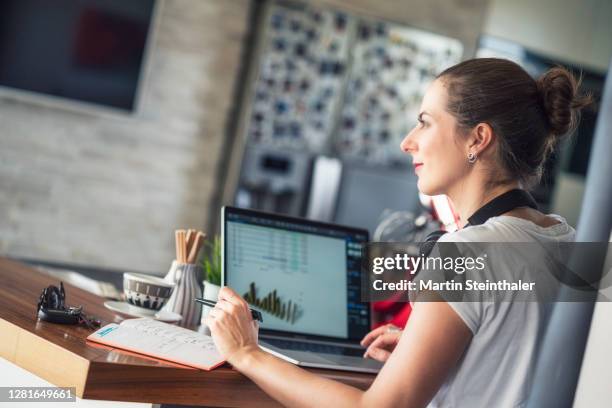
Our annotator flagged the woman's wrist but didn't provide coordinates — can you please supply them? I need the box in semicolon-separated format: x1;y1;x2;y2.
228;344;261;371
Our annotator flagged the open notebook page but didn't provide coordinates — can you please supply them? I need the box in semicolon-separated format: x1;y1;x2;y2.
87;318;225;370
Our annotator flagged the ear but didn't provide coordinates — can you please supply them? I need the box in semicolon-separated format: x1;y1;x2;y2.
467;122;495;156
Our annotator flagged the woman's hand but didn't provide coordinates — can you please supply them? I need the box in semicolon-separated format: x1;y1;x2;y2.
206;286;259;365
360;324;402;362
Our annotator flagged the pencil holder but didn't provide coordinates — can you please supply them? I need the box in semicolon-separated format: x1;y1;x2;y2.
163;261;203;326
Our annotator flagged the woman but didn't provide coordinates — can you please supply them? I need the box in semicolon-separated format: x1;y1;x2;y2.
206;58;590;407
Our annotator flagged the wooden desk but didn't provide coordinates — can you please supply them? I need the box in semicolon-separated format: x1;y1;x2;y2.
0;257;375;407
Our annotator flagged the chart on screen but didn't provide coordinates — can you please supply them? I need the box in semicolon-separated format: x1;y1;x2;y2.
227;221;348;337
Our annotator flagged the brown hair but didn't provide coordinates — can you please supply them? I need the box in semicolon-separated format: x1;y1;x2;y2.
437;58;592;187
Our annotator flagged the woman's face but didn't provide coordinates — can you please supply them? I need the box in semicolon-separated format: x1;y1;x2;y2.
400;79;469;196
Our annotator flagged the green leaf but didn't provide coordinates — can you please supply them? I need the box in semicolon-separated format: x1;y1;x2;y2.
201;235;222;285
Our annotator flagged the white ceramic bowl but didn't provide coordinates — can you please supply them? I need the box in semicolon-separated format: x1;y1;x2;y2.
123;272;175;311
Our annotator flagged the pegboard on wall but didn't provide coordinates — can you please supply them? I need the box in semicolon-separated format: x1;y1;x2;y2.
244;0;463;165
247;2;355;152
336;21;463;163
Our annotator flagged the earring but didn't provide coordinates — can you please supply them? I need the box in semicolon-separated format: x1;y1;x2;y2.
468;152;477;164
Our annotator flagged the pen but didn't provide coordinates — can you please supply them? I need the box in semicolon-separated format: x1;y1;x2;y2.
194;298;263;323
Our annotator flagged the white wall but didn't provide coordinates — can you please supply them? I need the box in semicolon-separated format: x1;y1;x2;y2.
483;0;612;72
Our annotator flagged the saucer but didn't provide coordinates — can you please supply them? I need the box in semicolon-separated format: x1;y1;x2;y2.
104;300;182;323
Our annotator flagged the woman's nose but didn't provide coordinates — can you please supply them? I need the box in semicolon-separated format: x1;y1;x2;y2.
400;128;417;154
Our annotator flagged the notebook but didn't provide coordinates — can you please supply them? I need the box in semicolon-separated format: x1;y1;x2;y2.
86;318;225;371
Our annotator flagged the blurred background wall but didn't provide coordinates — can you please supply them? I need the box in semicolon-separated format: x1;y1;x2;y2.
0;0;488;273
0;0;610;274
0;0;249;272
485;0;612;72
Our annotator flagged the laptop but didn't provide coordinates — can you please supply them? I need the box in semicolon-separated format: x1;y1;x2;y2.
222;206;383;374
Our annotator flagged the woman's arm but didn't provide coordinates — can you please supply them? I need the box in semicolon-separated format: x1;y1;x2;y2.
231;346;364;408
208;288;472;408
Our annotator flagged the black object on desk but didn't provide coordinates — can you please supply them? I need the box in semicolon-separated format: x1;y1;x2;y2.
194;298;263;323
37;282;101;329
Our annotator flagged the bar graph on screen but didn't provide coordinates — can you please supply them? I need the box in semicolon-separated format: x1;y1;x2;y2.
243;282;302;324
226;218;347;336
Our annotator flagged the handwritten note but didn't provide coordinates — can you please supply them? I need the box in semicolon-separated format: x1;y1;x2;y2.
87;318;224;370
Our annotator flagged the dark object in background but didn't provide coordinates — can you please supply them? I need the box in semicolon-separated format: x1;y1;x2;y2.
37;282;100;329
0;0;156;112
235;145;313;216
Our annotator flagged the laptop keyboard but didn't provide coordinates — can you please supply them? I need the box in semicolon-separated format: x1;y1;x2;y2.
264;338;365;357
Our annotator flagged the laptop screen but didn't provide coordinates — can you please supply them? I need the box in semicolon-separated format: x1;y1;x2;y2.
222;206;370;342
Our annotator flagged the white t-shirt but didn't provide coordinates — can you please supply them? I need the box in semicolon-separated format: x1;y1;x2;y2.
427;214;575;408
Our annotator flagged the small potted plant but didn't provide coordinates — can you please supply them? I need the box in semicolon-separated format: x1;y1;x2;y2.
200;236;221;328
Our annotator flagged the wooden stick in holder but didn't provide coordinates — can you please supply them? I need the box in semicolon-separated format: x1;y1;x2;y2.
175;230;181;263
185;229;196;258
179;229;188;263
187;231;206;264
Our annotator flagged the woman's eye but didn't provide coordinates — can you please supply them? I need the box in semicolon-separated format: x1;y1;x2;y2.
417;119;425;128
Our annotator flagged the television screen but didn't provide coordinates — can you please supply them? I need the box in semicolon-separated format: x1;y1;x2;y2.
0;0;156;112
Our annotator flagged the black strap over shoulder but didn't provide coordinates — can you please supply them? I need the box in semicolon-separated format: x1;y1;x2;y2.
465;188;538;227
420;189;538;256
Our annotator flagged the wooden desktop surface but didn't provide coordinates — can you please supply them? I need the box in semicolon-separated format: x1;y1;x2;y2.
0;257;375;407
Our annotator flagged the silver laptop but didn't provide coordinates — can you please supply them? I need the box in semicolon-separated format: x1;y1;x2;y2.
222;206;383;374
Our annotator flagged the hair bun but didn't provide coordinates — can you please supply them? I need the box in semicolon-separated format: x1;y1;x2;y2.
536;67;592;138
